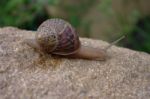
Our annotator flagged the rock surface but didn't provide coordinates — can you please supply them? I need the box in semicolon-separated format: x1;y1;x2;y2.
0;27;150;99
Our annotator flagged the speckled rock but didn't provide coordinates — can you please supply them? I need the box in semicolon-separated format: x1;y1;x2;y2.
0;27;150;99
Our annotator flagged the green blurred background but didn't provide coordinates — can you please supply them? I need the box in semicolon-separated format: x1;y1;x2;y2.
0;0;150;53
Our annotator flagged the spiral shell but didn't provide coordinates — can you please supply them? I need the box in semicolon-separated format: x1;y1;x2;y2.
36;18;80;55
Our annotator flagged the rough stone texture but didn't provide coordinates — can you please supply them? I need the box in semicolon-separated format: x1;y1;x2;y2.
0;27;150;99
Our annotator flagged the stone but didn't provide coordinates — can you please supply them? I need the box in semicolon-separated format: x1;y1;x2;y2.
0;27;150;99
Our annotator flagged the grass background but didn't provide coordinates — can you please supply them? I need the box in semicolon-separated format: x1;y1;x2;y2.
0;0;150;53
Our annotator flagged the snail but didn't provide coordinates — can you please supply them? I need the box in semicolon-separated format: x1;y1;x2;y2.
25;18;124;60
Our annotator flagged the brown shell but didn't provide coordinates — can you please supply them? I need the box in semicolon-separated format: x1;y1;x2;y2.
36;18;80;55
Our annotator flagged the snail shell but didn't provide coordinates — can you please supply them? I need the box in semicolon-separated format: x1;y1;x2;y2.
36;19;80;55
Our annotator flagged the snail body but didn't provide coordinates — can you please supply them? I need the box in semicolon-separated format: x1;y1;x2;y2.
25;18;124;60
